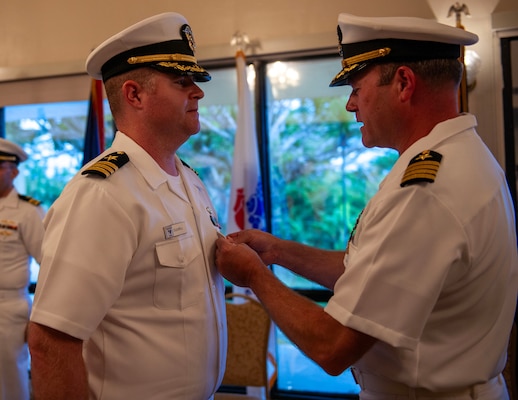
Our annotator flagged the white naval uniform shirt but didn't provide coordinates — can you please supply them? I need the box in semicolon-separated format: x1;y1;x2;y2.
0;188;44;289
326;114;518;391
0;188;44;400
31;132;227;400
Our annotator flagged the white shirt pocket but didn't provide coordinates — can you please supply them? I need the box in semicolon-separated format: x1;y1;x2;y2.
154;235;203;310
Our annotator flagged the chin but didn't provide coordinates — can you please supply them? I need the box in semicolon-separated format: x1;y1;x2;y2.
361;134;371;148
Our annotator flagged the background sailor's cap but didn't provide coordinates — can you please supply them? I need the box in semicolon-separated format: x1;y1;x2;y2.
86;12;210;82
330;13;479;87
0;138;28;164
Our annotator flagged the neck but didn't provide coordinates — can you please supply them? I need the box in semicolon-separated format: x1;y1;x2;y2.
0;186;14;199
119;128;180;176
396;87;460;154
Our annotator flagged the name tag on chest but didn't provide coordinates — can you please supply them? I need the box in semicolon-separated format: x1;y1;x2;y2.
163;222;188;240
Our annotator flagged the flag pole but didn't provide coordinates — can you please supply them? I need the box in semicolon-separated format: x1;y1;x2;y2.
226;31;265;235
229;36;276;385
447;2;470;113
227;32;266;300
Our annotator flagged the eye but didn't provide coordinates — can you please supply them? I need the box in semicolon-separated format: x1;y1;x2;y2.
173;76;195;87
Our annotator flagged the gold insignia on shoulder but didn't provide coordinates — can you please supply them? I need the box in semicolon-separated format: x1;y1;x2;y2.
81;151;129;179
400;150;443;187
181;159;199;177
18;194;41;206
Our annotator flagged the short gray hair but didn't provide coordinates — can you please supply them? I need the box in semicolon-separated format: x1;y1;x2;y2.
377;59;463;87
104;68;158;117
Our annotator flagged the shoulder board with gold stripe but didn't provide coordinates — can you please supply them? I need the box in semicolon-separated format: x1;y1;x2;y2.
18;194;41;206
181;159;199;177
400;150;442;187
81;151;129;179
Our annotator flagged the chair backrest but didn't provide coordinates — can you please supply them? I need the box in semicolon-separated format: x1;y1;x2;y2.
222;293;273;391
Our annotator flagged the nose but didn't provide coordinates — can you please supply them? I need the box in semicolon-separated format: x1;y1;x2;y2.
193;83;204;100
345;96;356;112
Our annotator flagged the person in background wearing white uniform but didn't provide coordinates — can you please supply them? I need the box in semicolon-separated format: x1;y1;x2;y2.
0;138;44;400
215;13;518;400
28;13;227;400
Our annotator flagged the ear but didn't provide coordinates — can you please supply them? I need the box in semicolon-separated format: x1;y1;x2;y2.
121;80;144;109
394;66;416;102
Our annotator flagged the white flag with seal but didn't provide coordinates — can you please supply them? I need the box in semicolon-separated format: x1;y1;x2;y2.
227;50;266;234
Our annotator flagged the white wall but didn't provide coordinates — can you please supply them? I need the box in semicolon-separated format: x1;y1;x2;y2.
427;0;518;167
0;0;516;165
0;0;438;70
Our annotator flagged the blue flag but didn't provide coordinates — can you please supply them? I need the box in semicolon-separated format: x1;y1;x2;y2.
82;79;104;166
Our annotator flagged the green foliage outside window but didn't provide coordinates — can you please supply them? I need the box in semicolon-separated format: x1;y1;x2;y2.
180;103;238;233
268;96;397;249
5;102;115;210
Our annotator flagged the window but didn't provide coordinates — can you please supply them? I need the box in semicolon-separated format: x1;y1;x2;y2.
1;54;397;399
4;100;114;286
264;57;397;397
180;67;241;233
5;101;108;210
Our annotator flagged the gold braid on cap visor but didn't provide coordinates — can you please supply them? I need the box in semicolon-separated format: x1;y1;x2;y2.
127;53;198;65
342;47;391;68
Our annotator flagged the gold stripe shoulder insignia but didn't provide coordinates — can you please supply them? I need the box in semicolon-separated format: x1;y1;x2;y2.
181;159;199;177
81;151;129;179
400;150;443;187
18;194;41;206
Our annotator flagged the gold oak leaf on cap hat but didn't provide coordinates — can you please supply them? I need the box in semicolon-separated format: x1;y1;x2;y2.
85;12;210;83
330;13;479;86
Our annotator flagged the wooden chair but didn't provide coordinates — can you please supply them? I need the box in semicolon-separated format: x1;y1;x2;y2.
215;293;277;400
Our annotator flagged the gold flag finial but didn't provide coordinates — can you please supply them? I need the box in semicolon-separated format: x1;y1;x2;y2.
447;2;471;113
230;31;250;52
447;3;470;29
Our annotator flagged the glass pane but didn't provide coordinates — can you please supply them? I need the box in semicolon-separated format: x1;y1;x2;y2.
5;100;116;209
180;66;239;236
266;58;397;396
171;67;240;290
5;100;114;285
276;328;360;395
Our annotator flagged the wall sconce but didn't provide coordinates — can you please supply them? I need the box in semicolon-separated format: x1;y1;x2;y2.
267;61;300;89
464;49;481;91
